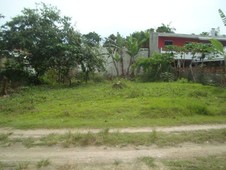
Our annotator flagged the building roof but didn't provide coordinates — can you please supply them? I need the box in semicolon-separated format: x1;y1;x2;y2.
157;33;226;41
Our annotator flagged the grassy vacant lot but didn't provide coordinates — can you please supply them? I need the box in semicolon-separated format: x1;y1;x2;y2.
0;80;225;128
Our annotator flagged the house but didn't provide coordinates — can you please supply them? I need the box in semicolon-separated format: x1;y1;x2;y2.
149;31;226;69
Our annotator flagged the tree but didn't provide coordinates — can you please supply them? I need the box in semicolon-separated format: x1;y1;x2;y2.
217;9;226;71
133;53;174;82
82;32;101;47
130;29;153;57
104;33;126;77
80;39;105;82
0;3;81;82
103;34;120;76
125;35;139;76
156;23;176;33
200;32;209;36
219;9;226;26
210;39;226;71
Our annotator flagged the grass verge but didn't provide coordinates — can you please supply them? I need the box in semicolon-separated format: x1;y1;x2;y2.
1;129;226;148
0;81;225;128
163;153;226;170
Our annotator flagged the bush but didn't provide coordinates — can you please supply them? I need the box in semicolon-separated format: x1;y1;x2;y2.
187;105;210;115
133;53;175;82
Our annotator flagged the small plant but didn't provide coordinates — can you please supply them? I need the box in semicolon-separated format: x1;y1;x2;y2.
22;138;35;148
16;162;29;170
149;129;158;143
0;162;4;170
187;105;210;115
189;90;208;98
113;159;122;166
139;157;156;168
0;133;9;141
177;78;188;83
112;81;126;89
36;159;50;168
160;72;175;82
0;133;12;146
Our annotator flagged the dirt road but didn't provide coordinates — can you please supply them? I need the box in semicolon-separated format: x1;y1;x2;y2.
1;124;226;138
1;124;226;169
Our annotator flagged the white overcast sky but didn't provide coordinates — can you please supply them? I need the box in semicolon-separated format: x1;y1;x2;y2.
0;0;226;37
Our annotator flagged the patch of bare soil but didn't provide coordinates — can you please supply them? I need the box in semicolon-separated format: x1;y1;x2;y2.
1;143;226;169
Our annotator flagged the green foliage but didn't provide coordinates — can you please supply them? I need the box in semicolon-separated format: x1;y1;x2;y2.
16;162;29;170
129;29;152;48
7;129;226;148
104;33;126;76
210;38;226;73
210;39;224;54
218;9;226;26
156;23;176;33
139;157;156;168
134;53;174;81
82;32;101;47
36;159;50;168
164;153;226;170
160;72;175;82
0;3;104;85
80;43;105;82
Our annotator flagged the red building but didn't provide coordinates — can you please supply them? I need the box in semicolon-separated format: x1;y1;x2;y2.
150;32;226;55
149;32;226;69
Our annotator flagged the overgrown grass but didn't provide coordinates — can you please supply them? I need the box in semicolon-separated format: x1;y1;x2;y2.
2;129;226;148
0;81;225;128
164;153;226;170
36;159;50;168
139;157;156;168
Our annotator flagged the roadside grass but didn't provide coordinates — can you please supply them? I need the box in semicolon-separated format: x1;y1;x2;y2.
40;128;226;147
0;160;50;170
0;161;30;170
1;128;226;148
36;159;50;168
163;153;226;170
16;162;30;170
139;157;156;168
0;81;225;129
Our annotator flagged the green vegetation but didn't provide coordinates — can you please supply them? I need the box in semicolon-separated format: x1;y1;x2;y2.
36;159;50;168
16;162;29;170
0;81;225;128
139;157;156;168
1;129;226;148
164;153;226;170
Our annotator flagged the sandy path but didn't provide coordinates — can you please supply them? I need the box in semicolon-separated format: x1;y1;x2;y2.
1;124;226;138
1;124;226;169
1;143;226;168
1;143;226;163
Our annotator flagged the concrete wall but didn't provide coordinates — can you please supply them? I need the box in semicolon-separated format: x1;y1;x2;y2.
149;32;159;55
101;47;148;76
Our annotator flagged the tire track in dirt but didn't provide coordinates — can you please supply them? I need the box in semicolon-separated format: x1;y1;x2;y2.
1;143;226;165
1;124;226;169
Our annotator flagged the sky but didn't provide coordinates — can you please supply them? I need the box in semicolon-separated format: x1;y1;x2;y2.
0;0;226;38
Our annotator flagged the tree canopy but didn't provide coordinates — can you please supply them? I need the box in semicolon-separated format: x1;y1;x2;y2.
0;3;105;84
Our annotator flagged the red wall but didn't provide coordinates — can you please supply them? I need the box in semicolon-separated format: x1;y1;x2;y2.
158;36;210;48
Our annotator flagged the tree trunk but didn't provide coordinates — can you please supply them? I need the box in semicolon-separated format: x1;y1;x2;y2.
111;55;119;77
1;76;8;96
120;50;125;77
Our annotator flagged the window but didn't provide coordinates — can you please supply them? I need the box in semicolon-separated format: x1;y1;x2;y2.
164;40;173;46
